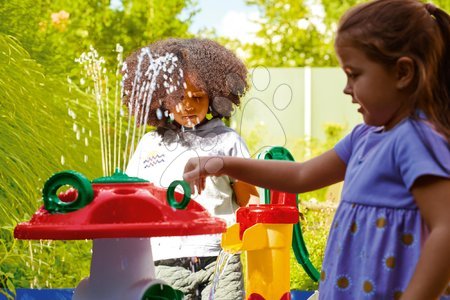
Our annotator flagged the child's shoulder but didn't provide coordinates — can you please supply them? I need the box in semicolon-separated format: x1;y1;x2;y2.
396;117;448;145
394;116;449;169
350;117;448;144
347;123;381;143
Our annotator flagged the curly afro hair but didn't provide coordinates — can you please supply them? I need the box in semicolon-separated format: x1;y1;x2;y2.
122;38;249;128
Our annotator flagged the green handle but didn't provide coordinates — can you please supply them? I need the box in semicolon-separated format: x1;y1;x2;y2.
259;147;295;205
142;283;184;300
42;170;93;213
166;180;191;210
260;146;320;282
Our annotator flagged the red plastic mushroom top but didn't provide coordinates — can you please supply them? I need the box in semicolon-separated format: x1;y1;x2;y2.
14;170;226;240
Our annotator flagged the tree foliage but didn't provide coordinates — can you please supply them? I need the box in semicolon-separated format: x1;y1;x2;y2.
239;0;450;68
321;0;450;27
0;0;197;75
242;0;337;67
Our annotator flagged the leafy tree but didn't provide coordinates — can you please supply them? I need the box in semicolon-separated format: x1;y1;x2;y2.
320;0;364;28
242;0;337;67
432;0;450;13
238;0;450;68
0;0;197;75
321;0;450;27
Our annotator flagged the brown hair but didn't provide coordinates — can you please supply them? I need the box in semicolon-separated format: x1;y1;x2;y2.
336;0;450;141
122;38;248;128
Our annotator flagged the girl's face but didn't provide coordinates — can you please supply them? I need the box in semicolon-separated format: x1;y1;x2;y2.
171;76;209;128
336;44;410;130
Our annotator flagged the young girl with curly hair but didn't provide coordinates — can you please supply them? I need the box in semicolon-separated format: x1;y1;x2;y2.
124;38;258;300
184;1;450;299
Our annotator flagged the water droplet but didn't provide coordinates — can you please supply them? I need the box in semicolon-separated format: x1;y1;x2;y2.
156;108;163;119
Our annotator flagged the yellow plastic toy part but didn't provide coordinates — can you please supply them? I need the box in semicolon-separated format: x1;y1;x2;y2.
222;223;293;300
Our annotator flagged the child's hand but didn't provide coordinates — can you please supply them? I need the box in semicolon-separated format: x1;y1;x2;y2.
183;156;225;193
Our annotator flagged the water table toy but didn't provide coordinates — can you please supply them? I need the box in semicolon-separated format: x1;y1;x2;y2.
15;170;226;300
15;147;319;300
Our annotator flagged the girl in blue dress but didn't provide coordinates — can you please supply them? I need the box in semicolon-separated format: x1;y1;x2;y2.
183;1;450;299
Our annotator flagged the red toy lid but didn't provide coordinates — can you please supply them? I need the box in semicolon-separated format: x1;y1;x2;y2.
14;171;226;240
235;204;299;239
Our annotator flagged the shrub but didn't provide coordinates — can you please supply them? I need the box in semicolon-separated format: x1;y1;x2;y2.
0;34;101;297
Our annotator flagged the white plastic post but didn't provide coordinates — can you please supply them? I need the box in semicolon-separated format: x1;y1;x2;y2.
73;238;158;300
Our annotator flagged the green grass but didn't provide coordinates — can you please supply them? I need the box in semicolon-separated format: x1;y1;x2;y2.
0;33;102;297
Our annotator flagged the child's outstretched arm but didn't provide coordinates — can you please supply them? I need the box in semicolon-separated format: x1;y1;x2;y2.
403;176;450;300
183;149;346;194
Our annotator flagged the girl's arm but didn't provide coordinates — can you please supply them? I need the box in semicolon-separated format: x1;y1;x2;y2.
403;176;450;300
184;149;346;194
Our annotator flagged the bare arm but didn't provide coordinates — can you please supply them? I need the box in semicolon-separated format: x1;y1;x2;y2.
184;149;346;194
402;176;450;300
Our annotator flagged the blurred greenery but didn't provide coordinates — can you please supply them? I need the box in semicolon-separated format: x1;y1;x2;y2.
244;0;337;67
0;33;102;296
0;0;196;75
213;0;450;68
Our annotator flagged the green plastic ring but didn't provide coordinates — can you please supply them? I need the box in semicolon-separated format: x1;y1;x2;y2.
42;170;93;214
166;180;191;210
